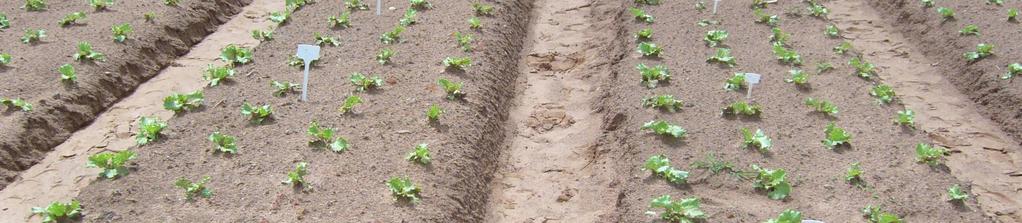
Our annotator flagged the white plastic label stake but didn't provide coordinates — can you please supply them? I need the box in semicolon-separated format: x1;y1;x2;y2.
713;0;720;14
296;44;321;102
376;0;382;15
744;73;762;99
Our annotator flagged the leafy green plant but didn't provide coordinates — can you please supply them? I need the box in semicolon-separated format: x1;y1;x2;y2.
689;154;742;178
144;12;156;21
283;162;309;186
770;27;790;46
208;132;237;154
387;176;421;202
641;120;686;139
0;53;10;66
846;162;863;184
111;23;132;42
635;0;661;5
376;48;395;65
251;29;273;41
894;109;915;128
635;28;653;40
807;1;829;17
269;10;291;24
765;209;802;223
637;42;663;57
804;98;838;116
346;0;369;10
785;69;809;86
963;43;994;62
58;64;76;82
23;0;47;11
822;122;851;149
870;84;896;104
988;0;1004;6
772;43;802;65
0;98;33;111
959;24;980;36
399;8;417;26
220;44;253;65
314;32;340;47
642;155;689;184
937;7;955;20
740;128;772;153
696;19;718;26
165;0;180;6
704;30;728;47
86;150;136;179
241;102;272;124
21;29;46;44
350;73;383;92
695;1;706;12
163;90;204;113
921;0;933;7
706;48;737;67
455;31;473;52
630;7;654;23
916;143;948;166
834;41;853;55
863;205;904;223
175;176;213;200
31;200;81;223
1010;8;1018;21
948;184;969;201
286;55;316;67
338;95;362;114
72;42;105;61
135;116;166;145
468;17;482;29
637;64;670;88
202;64;235;86
426;104;443;121
438;78;465;100
90;0;113;10
380;26;405;44
722;101;761;117
473;3;495;16
407;143;431;165
724;73;746;91
849;56;876;79
307;122;349;152
754;8;780;26
641;95;683;112
271;80;300;96
824;24;840;38
443;57;472;71
647;195;705;222
1002;63;1022;80
58;12;85;26
751;164;791;200
0;13;9;29
410;0;432;9
329;11;351;28
816;62;834;74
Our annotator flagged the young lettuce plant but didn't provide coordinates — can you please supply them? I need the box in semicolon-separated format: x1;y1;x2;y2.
72;42;105;61
21;29;46;44
438;78;465;100
165;0;180;6
916;143;948;166
23;0;47;11
862;205;903;223
846;162;864;185
220;44;253;65
1002;63;1022;80
111;23;132;42
86;150;136;179
387;176;422;202
283;162;309;187
642;155;690;185
824;24;840;38
784;69;809;86
772;43;802;65
135;116;167;146
58;64;76;82
454;32;473;52
31;200;81;223
706;48;737;67
241;102;272;124
636;42;663;57
410;0;432;9
751;164;791;200
849;56;876;79
0;13;9;29
834;41;853;55
765;210;802;223
770;27;790;46
635;28;653;40
307;122;349;153
0;53;10;66
753;8;780;26
637;64;670;88
380;26;405;44
443;57;472;71
252;29;274;41
313;32;341;47
202;64;235;86
163;90;204;113
740;128;772;153
1010;8;1019;22
641;120;687;139
804;98;838;116
328;11;351;28
400;8;418;26
822;122;851;149
468;17;482;29
346;0;369;10
350;73;383;92
870;84;896;104
947;184;969;202
271;80;300;96
426;104;443;121
338;95;362;114
987;0;1004;6
920;0;934;7
704;30;728;47
647;195;706;223
641;95;683;112
0;98;33;111
376;48;395;65
175;176;213;200
722;101;761;117
144;12;156;22
629;7;654;23
816;62;834;74
269;10;291;24
807;1;829;17
894;109;915;128
963;43;994;62
937;7;955;20
406;144;432;165
90;0;113;10
959;24;980;36
473;3;495;16
58;12;85;26
724;73;746;91
208;132;238;154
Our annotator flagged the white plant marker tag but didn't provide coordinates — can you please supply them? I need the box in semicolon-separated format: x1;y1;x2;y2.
376;0;382;15
296;44;321;102
713;0;721;14
744;73;762;99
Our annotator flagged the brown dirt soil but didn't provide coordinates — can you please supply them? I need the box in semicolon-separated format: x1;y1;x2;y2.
0;0;251;189
864;0;1022;147
595;0;992;222
75;0;531;222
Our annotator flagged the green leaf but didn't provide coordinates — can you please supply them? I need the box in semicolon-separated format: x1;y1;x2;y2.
442;56;472;70
426;104;444;121
751;164;790;200
766;209;802;223
283;162;309;186
90;0;113;10
703;30;728;47
641;120;686;139
630;7;654;23
176;176;213;200
641;95;683;112
822;122;851;149
380;26;405;44
86;150;136;179
437;78;465;100
406;143;432;165
111;23;132;42
706;48;737;67
220;44;253;65
804;97;838;116
338;95;362;114
58;64;76;82
454;32;473;52
345;0;369;10
72;41;104;61
208;132;238;154
893;109;915;128
740;128;772;153
58;12;86;26
636;64;670;88
31;200;81;223
376;48;395;65
722;101;761;117
472;3;495;16
849;56;875;79
240;102;272;124
135;116;167;145
203;64;235;86
386;176;421;202
328;11;352;28
349;73;384;92
313;32;341;47
271;80;300;96
915;143;948;166
959;24;980;36
162;90;204;113
784;69;809;86
870;84;896;104
948;184;969;201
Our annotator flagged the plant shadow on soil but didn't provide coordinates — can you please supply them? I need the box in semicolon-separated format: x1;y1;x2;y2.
428;121;450;134
641;176;692;190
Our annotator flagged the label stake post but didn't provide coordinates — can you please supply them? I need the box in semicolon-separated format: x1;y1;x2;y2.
296;44;321;102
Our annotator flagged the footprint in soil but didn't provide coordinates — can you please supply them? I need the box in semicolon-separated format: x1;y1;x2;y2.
526;104;575;133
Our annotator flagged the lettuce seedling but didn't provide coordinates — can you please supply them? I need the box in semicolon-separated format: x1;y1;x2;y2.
407;144;432;165
846;162;863;184
31;200;81;223
751;164;791;200
271;80;300;96
804;98;838;116
269;10;291;24
870;84;896;104
241;102;272;124
750;0;769;9
706;48;737;67
468;17;482;29
283;162;309;186
816;62;834;74
641;95;683;112
824;24;840;38
635;28;653;40
380;26;405;44
21;29;46;44
948;184;968;201
346;0;369;10
0;98;33;111
0;13;9;29
86;150;135;179
111;23;132;42
785;69;809;86
350;73;383;92
916;143;948;166
704;30;728;47
740;128;772;153
58;64;76;82
135;116;167;145
252;29;273;41
175;176;213;200
754;8;780;26
144;12;156;21
724;73;746;91
165;0;180;6
695;1;706;12
208;132;237;154
894;109;915;128
163;90;204;113
822;122;851;149
400;8;418;26
455;32;473;52
807;1;829;17
921;0;933;7
202;64;235;86
314;32;340;47
426;104;443;121
90;0;113;10
307;122;349;152
286;55;317;67
959;24;980;36
772;43;802;65
849;56;875;79
937;7;955;20
988;0;1004;5
641;120;686;139
862;205;903;223
473;3;494;16
834;41;853;55
387;176;421;202
770;27;790;46
285;0;310;9
722;101;761;117
338;95;362;114
58;12;85;26
963;43;994;62
329;11;351;28
23;0;47;11
642;155;689;184
689;154;743;178
1002;63;1022;80
220;44;253;65
443;57;472;71
696;19;719;26
637;64;670;88
765;209;802;223
637;42;663;57
376;48;395;65
647;195;705;222
0;53;11;66
1010;9;1018;21
410;0;432;9
73;42;105;61
635;0;661;5
630;7;654;23
438;78;465;100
